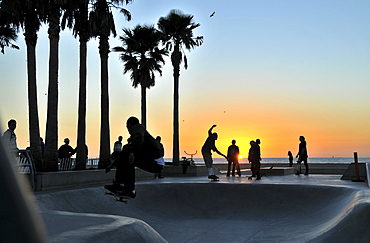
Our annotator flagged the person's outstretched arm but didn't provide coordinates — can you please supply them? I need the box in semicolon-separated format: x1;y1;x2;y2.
208;124;217;136
214;147;227;159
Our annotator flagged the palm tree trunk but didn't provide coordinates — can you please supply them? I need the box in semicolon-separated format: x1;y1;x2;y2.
25;29;42;171
141;83;147;128
75;6;89;170
172;46;181;165
44;6;60;172
75;39;87;170
98;35;111;169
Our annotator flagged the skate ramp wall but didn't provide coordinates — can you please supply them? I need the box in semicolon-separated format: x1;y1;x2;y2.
35;183;370;243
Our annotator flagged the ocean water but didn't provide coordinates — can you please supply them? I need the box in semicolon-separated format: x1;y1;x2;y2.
168;157;370;164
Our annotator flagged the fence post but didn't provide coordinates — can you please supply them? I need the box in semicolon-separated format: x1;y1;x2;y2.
352;152;365;182
354;152;360;181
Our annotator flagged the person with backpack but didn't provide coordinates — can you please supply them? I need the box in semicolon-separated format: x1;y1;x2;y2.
154;136;165;179
105;116;164;198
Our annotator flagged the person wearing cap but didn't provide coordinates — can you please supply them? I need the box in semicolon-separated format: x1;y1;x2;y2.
58;138;75;159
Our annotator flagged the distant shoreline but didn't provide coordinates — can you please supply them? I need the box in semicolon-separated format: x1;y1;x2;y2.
164;157;370;164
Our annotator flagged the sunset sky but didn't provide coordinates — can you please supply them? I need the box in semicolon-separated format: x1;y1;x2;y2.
1;0;370;159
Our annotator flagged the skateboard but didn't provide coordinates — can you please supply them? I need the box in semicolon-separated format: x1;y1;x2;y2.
104;190;131;203
260;165;274;177
208;175;219;181
248;165;274;180
248;176;261;180
210;177;219;181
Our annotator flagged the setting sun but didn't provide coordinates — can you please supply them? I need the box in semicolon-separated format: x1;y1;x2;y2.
238;155;243;159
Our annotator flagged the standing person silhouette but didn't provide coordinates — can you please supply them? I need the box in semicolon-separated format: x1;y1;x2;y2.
2;119;18;157
248;141;255;176
58;138;75;159
201;124;227;180
227;139;241;177
296;136;308;175
287;151;293;167
58;138;76;170
154;136;165;179
248;139;261;180
111;136;123;160
114;136;123;152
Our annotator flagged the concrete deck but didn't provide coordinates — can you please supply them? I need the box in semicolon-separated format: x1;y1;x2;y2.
34;174;370;243
29;163;359;192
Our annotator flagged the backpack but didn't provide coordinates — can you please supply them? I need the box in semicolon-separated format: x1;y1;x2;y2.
143;133;164;159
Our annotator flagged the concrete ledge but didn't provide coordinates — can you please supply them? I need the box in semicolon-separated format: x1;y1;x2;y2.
261;167;294;175
341;163;367;181
242;163;352;175
34;168;154;192
32;165;213;191
28;163;357;192
36;170;114;191
162;165;209;177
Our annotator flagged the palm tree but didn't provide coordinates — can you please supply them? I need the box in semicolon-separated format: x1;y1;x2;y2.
0;25;20;54
112;25;168;127
89;0;132;169
0;0;47;171
157;9;203;165
43;0;68;171
61;0;90;170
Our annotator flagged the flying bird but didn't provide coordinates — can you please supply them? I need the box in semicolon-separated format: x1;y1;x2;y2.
210;11;215;17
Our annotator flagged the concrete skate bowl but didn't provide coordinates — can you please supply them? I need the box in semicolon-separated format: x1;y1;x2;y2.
35;183;370;243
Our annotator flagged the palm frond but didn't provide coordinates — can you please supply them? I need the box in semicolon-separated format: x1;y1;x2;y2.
0;25;20;54
157;9;202;69
112;24;167;90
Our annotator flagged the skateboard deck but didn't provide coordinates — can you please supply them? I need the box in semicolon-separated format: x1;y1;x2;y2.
208;175;219;181
248;176;261;180
260;165;274;177
104;190;131;203
248;165;274;180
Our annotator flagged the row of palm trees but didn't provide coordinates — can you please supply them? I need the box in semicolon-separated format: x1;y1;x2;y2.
0;0;203;171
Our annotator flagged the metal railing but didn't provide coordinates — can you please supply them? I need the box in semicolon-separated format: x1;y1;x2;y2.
15;150;37;191
58;158;74;170
13;151;102;189
58;158;100;170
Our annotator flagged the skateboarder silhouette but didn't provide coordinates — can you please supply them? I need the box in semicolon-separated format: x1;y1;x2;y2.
105;117;164;198
201;124;227;180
